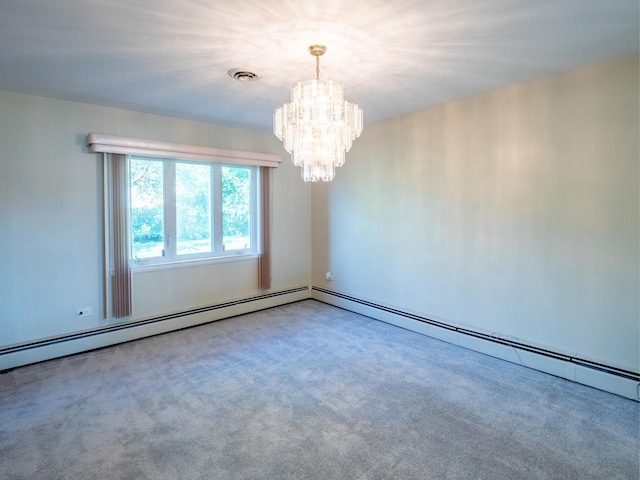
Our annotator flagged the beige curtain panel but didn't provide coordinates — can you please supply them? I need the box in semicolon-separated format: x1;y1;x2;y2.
109;153;132;318
258;166;272;290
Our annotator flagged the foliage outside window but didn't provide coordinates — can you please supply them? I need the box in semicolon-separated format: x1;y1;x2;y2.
129;156;257;265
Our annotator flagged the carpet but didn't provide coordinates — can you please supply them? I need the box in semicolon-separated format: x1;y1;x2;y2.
1;300;638;479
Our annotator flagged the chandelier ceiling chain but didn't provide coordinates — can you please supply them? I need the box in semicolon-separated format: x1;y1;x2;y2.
312;45;324;80
273;44;363;182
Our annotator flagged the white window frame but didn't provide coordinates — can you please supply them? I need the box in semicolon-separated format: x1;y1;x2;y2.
130;156;259;267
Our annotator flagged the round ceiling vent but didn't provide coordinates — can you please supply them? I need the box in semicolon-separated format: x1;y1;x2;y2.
228;68;262;82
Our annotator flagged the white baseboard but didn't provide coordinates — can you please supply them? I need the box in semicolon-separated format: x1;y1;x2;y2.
312;288;639;401
0;287;310;372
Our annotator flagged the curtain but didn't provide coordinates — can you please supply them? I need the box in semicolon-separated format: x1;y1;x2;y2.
258;166;271;290
109;153;132;318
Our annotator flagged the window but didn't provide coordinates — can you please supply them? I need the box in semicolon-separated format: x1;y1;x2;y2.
88;133;279;318
130;156;258;265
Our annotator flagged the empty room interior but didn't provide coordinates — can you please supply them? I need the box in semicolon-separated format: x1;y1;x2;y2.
0;1;639;479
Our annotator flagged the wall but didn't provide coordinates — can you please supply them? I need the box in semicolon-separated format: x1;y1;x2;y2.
312;53;639;373
0;92;311;348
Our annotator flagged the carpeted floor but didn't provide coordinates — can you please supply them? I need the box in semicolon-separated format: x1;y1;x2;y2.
1;300;638;479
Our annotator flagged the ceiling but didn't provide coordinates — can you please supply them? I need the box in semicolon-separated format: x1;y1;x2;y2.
0;0;638;132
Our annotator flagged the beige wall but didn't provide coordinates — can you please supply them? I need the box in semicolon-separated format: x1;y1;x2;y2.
312;53;639;372
0;92;311;346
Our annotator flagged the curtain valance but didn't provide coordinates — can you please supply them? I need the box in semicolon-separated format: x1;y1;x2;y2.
87;133;281;168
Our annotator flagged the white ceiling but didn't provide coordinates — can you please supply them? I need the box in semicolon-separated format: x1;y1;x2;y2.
0;0;638;132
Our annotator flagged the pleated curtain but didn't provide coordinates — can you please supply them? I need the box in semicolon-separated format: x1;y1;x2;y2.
109;153;132;318
258;166;272;290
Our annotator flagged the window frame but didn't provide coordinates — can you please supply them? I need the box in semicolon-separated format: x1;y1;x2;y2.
129;155;259;268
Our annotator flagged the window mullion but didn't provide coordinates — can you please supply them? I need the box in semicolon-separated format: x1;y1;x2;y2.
212;165;223;252
164;161;177;259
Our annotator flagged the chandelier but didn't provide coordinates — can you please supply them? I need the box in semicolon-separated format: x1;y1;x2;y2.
274;45;363;182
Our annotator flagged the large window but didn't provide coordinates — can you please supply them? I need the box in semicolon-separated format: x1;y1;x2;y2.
88;133;278;318
129;156;258;265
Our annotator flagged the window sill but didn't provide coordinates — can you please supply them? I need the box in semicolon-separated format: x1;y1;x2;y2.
132;253;259;274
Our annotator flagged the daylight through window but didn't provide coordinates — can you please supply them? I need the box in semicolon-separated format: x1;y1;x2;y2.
129;156;258;265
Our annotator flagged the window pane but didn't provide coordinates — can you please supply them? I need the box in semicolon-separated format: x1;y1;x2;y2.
130;158;164;259
176;162;211;255
222;166;251;251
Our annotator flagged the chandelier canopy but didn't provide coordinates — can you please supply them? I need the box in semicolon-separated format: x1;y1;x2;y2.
274;45;363;182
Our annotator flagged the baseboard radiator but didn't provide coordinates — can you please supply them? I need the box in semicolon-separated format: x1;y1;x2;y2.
312;286;640;401
0;286;310;372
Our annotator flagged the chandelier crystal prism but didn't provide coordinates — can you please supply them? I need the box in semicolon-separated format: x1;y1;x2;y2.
274;45;363;182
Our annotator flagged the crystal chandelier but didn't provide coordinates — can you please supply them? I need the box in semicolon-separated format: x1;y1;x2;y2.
274;45;363;182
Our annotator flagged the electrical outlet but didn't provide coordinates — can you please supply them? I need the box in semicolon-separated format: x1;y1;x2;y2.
76;307;92;317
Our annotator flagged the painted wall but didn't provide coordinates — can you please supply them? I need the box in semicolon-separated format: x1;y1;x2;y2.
312;54;639;373
0;92;311;347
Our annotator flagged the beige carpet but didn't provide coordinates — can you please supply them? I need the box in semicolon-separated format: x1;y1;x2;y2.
1;300;638;479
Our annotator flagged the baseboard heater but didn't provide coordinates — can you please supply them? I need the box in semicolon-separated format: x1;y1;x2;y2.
312;286;639;384
0;287;309;366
